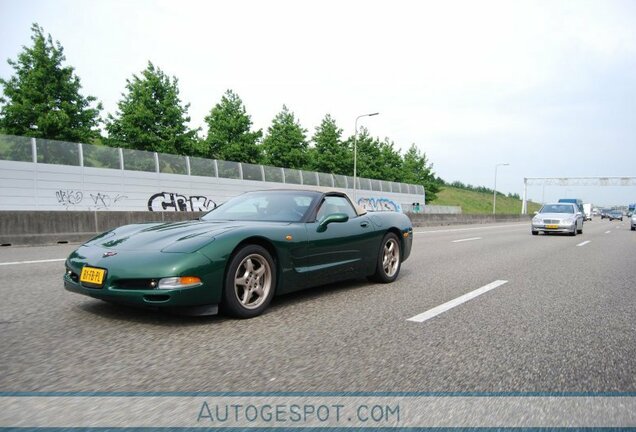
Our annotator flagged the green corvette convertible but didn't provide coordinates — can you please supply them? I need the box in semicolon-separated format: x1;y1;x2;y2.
64;189;413;318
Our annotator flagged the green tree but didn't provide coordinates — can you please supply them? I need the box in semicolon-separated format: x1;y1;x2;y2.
204;89;262;163
106;62;199;156
0;23;102;142
308;114;351;174
262;105;308;169
401;143;440;202
344;127;383;180
378;138;403;181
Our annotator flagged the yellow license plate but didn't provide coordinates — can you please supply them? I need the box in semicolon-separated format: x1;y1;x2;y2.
80;266;106;285
546;224;559;229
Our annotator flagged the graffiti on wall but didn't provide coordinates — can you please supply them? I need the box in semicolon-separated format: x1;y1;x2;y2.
89;193;127;210
56;190;84;208
55;190;126;210
147;192;217;212
357;197;402;213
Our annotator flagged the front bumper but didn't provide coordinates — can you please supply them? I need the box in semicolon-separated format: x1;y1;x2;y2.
63;274;218;312
531;222;576;234
63;246;224;312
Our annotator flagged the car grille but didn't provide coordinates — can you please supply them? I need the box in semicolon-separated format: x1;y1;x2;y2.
543;219;560;224
113;279;158;290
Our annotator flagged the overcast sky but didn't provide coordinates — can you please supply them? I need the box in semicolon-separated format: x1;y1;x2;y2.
1;0;635;206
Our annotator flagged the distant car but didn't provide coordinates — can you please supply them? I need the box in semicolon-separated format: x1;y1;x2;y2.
607;210;623;221
531;203;583;236
631;213;636;231
600;209;610;219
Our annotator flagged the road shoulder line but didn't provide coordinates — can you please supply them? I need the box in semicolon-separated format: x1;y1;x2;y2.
0;258;65;267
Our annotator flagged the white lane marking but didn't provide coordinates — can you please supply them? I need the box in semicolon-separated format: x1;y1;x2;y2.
451;237;482;243
605;231;611;234
414;223;526;235
407;280;509;323
0;258;65;267
576;240;591;247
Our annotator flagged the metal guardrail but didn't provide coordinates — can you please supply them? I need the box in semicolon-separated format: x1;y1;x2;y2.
0;134;424;195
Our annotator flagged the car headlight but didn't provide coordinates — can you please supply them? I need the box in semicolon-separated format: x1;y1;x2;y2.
532;218;542;224
563;218;575;224
157;276;202;289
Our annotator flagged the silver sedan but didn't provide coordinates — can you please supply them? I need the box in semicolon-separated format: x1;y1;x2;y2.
531;203;584;236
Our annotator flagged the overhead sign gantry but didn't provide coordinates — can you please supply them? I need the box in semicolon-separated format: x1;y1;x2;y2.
521;176;636;214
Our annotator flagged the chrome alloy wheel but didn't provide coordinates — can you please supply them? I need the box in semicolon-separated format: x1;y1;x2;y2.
233;254;272;310
382;238;400;277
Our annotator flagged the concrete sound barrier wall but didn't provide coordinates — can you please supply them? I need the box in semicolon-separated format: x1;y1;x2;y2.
0;210;203;246
0;211;531;246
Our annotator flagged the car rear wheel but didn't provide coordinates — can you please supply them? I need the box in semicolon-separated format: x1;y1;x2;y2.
222;245;276;318
369;233;401;283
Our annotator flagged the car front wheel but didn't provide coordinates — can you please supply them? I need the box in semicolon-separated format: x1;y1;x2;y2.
222;245;276;318
370;233;401;283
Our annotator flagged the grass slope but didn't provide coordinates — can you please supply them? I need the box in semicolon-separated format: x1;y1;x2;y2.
430;186;541;215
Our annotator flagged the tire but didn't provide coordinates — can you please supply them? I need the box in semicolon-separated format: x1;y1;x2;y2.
222;244;276;319
577;223;583;234
570;226;577;236
531;230;538;235
369;233;401;283
631;226;635;231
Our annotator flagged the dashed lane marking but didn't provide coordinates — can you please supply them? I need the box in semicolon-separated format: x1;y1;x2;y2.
451;237;482;243
407;280;509;323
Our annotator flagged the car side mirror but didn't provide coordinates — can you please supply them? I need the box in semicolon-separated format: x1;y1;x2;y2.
533;211;538;215
317;213;349;232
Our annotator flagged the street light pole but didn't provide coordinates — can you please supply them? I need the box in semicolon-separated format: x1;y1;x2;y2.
353;112;379;202
493;163;509;215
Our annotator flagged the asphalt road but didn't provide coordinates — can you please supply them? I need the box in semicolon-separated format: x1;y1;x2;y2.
1;218;635;393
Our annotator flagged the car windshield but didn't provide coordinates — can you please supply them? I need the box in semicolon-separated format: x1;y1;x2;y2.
540;204;574;214
201;190;319;222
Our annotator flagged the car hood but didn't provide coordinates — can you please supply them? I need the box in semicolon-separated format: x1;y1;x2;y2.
535;213;576;220
86;220;242;253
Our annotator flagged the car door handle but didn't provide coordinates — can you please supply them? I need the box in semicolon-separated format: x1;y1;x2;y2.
360;221;369;228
